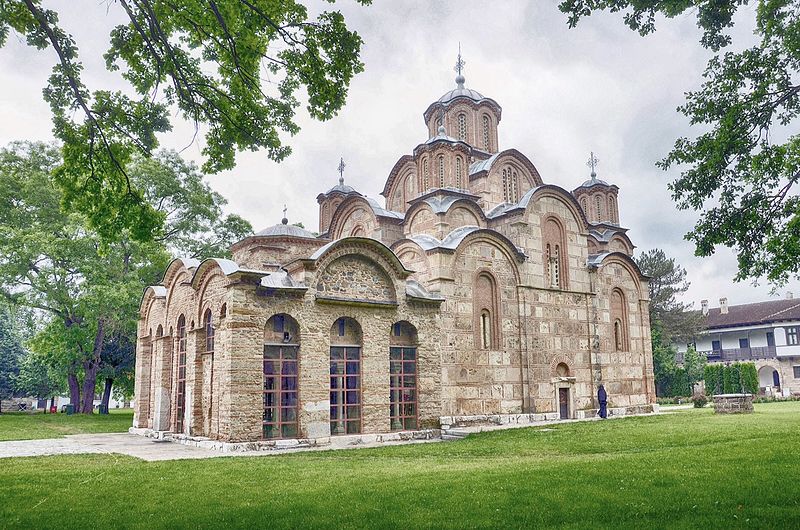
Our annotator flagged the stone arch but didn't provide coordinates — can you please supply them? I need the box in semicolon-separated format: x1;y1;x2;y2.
391;239;432;281
542;214;569;289
519;185;590;233
265;313;301;345
328;196;379;241
451;231;523;285
611;288;629;352
549;354;573;377
474;270;501;350
406;204;437;236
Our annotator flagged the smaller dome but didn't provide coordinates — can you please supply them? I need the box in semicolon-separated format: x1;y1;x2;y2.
323;183;358;196
255;223;316;239
438;86;487;104
577;177;612;188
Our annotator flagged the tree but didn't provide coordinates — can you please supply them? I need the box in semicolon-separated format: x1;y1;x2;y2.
634;248;705;344
15;350;63;405
0;141;252;412
0;0;369;242
0;303;24;413
560;1;800;284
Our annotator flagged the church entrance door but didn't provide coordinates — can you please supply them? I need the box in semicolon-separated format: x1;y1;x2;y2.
558;388;569;419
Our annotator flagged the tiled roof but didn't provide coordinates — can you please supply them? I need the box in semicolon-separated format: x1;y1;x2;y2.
706;299;800;329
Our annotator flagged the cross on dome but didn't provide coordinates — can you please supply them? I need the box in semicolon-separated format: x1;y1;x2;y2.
281;204;288;225
338;157;346;185
454;43;466;88
587;151;599;180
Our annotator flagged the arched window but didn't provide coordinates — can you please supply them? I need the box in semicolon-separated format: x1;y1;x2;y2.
608;196;617;223
389;321;418;431
175;315;187;433
405;174;414;201
330;317;362;435
482;115;491;151
611;289;629;352
595;195;604;221
542;217;568;289
502;167;519;203
264;314;300;439
455;157;463;189
580;197;588;215
457;113;467;141
422;158;429;191
156;324;163;337
438;155;445;187
219;303;227;319
474;272;500;350
204;309;214;353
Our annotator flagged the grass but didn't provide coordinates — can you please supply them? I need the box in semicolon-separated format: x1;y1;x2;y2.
0;409;133;441
1;403;800;529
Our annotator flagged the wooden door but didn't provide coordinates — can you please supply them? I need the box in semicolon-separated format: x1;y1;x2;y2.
559;388;569;419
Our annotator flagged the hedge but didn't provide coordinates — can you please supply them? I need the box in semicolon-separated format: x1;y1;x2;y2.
703;362;759;395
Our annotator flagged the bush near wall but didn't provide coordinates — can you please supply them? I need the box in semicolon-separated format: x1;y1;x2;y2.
704;362;758;395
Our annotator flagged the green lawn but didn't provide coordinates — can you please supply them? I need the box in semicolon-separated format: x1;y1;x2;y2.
2;403;799;529
0;409;133;441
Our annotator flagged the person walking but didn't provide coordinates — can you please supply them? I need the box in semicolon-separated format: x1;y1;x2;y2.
598;384;608;419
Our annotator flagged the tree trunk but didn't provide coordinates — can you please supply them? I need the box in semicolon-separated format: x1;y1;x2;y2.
80;319;105;414
68;371;81;410
101;377;113;409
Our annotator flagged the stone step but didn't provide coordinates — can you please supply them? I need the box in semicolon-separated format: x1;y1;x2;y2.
441;434;466;441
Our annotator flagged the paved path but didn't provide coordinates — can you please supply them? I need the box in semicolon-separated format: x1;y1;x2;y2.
0;433;224;461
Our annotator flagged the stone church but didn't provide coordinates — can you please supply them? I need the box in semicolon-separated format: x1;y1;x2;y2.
133;60;656;444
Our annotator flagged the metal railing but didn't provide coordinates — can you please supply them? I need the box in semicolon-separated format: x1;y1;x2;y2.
701;346;777;362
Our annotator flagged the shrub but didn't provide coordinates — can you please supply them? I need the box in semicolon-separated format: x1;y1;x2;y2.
740;362;759;394
692;394;708;408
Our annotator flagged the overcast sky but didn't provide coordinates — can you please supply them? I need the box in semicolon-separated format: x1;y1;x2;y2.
1;0;796;308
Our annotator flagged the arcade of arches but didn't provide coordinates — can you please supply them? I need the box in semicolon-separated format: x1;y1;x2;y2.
133;62;656;443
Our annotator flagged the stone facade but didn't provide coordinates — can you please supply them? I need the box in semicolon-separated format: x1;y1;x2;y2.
133;69;656;443
713;394;754;414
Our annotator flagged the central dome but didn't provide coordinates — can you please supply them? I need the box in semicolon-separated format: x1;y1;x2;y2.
437;86;488;104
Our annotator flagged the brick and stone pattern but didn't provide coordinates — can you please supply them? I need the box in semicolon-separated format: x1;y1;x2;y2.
133;78;657;444
713;394;754;414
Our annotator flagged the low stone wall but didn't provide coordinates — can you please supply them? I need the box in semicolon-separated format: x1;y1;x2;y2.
441;404;658;429
129;427;440;453
712;393;753;414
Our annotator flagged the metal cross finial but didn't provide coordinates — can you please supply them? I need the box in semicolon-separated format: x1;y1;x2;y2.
338;157;346;185
587;152;599;179
281;204;288;225
454;43;465;76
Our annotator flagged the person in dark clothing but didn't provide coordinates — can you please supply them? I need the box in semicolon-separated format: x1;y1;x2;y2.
597;384;608;419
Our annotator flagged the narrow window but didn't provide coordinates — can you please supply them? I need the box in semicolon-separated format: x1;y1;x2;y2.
438;155;445;187
337;318;345;337
502;169;509;202
511;170;518;202
581;197;588;214
204;309;214;353
475;272;500;350
458;113;467;141
481;310;491;349
552;246;561;288
176;315;187;433
263;345;298;439
595;195;603;221
793;366;800;379
423;158;429;191
482;115;490;151
330;318;362;435
330;346;360;435
611;289;629;352
390;322;418;431
455;157;463;189
608;196;616;223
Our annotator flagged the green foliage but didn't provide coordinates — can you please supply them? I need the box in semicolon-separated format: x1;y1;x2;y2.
560;1;800;284
0;303;24;403
650;324;704;397
0;141;250;410
704;362;759;395
635;249;705;344
14;351;62;400
0;0;369;242
692;394;708;408
741;362;759;394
